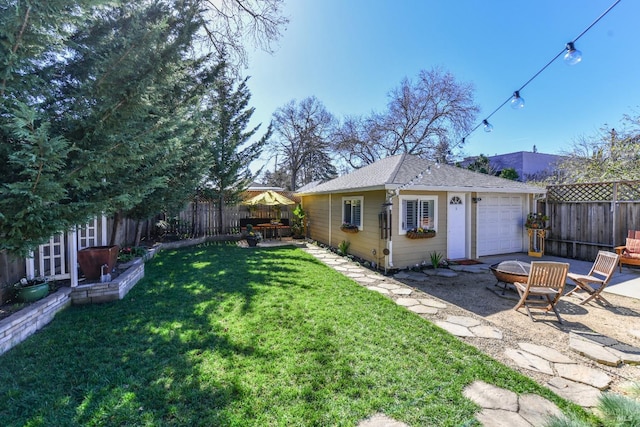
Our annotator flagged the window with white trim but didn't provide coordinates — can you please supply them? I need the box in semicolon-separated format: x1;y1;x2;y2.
342;196;363;229
399;196;437;234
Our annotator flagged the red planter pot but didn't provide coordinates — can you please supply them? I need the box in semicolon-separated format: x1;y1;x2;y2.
78;245;119;280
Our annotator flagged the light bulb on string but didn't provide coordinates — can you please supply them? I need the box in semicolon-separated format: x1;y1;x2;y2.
564;42;582;65
510;91;525;109
483;120;493;133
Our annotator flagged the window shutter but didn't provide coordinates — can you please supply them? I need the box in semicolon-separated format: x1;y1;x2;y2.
404;200;418;230
353;200;362;226
343;200;351;224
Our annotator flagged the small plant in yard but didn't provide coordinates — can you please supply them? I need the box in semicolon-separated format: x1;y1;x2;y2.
337;239;350;255
430;251;444;269
117;246;148;262
244;224;262;241
545;385;640;426
291;204;306;238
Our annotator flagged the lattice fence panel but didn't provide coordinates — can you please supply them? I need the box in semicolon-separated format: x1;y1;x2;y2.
617;181;640;202
547;181;640;202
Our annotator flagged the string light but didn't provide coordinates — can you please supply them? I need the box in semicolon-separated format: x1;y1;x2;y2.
564;42;582;65
510;91;525;109
393;0;621;195
456;0;620;147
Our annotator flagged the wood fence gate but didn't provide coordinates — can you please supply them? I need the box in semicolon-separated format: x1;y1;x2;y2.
544;181;640;260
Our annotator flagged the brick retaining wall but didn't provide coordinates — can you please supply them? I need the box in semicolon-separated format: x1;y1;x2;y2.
70;259;145;305
0;287;72;355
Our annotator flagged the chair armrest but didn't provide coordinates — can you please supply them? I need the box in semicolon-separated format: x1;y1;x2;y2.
614;246;626;255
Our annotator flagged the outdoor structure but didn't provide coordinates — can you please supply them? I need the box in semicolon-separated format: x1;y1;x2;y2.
24;216;109;288
296;154;545;270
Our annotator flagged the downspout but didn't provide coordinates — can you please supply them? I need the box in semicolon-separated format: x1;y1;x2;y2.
612;182;618;248
329;194;332;245
386;191;394;271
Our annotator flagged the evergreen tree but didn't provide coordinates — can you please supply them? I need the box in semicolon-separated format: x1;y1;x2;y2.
199;62;271;233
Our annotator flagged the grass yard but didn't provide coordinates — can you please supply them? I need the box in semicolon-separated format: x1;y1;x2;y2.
0;243;586;426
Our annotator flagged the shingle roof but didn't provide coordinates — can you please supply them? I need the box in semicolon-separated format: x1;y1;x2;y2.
296;154;545;195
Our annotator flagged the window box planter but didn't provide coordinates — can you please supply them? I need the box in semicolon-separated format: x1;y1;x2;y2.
406;230;436;239
340;225;359;234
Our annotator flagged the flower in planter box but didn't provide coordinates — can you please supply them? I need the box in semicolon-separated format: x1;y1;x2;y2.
406;227;436;239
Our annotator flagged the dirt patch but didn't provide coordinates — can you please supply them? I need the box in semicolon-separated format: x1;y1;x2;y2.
391;268;640;395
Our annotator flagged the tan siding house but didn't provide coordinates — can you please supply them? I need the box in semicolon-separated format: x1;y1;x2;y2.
297;154;545;270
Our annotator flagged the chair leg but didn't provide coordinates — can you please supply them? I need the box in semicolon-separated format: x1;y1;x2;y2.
545;295;563;323
564;286;578;297
580;293;612;306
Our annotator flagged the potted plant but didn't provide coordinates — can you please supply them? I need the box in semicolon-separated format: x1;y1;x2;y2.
244;224;262;247
13;276;50;303
340;222;359;233
406;227;436;239
525;213;549;229
291;204;306;239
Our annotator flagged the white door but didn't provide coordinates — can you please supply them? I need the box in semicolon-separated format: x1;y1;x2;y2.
477;193;523;256
447;193;466;259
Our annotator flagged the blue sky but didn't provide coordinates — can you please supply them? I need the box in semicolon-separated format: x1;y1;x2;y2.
243;0;638;172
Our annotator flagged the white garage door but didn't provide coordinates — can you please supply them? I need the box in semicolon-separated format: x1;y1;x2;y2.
477;193;523;256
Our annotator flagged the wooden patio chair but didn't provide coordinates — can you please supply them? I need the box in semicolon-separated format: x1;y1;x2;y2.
565;250;620;306
513;261;569;323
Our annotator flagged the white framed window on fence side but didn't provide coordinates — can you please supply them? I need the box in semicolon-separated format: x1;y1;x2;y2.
342;196;363;230
399;196;438;234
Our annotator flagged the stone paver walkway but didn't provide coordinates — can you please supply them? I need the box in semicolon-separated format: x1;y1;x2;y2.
298;243;640;426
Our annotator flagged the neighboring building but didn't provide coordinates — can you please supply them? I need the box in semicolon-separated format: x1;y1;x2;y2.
460;151;565;182
296;154;545;271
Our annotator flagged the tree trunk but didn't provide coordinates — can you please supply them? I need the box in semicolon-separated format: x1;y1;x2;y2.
109;211;123;246
134;220;143;246
218;195;224;234
191;198;198;237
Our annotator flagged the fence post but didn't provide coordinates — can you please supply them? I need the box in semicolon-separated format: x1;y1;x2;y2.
612;182;618;249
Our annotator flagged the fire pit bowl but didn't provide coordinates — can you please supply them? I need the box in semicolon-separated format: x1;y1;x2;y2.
490;260;531;284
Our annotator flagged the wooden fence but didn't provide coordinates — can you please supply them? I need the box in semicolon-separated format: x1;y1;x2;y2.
544;181;640;260
115;196;296;246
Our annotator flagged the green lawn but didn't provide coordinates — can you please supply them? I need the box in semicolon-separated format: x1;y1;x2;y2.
0;243;586;426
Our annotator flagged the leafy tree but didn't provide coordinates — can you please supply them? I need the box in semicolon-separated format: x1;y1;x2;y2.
499;167;519;181
462;154;497;175
553;121;640;184
270;96;336;190
198;62;271;233
334;67;479;168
